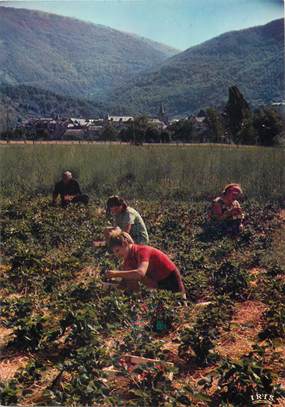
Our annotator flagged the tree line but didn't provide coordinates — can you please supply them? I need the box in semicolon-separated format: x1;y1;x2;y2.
1;86;284;146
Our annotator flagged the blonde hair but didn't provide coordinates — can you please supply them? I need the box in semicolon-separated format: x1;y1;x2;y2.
222;183;243;195
108;230;133;249
108;227;134;243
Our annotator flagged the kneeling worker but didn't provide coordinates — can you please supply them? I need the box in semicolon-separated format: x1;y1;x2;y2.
106;232;186;295
52;171;89;207
208;183;244;234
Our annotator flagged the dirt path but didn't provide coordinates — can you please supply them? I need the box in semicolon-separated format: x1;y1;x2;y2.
0;352;30;382
216;300;267;359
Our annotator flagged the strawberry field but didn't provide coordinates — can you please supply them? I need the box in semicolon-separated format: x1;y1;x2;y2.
0;194;284;406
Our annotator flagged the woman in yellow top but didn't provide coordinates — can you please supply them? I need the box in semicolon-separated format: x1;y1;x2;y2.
208;183;245;234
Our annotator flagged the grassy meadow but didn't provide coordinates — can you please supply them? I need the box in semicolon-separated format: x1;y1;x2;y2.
0;144;284;200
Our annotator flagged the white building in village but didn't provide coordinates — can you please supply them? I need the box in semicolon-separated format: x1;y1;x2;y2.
272;102;285;118
107;115;134;123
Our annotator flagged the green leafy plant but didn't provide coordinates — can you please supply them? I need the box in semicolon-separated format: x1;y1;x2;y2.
259;302;285;340
59;306;100;347
118;325;165;359
45;343;113;406
146;290;182;334
0;380;18;405
212;261;249;300
9;315;47;351
179;297;233;364
127;364;178;406
209;345;285;406
0;297;32;327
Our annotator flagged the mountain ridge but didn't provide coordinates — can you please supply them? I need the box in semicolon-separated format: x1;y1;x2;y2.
0;6;179;98
105;18;284;116
0;7;283;117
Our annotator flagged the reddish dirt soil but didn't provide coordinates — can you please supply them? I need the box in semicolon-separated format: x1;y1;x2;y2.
0;352;30;382
216;300;267;359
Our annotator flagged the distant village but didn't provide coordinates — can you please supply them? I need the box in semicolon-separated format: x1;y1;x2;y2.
3;96;284;145
21;114;170;139
10;104;210;143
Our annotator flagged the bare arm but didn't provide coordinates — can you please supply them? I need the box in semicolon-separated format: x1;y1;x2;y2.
210;202;224;220
106;261;149;280
63;194;77;202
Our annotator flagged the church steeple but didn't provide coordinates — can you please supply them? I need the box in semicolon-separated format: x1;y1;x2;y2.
158;102;168;125
159;102;165;117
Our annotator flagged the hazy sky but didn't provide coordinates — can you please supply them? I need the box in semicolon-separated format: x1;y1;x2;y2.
0;0;283;50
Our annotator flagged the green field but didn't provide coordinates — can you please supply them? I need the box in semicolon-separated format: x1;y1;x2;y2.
0;144;284;200
0;144;284;406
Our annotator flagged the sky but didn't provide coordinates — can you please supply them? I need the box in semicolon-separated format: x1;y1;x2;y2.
0;0;283;50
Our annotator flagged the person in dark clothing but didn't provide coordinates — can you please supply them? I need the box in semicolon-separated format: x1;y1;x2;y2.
52;171;89;207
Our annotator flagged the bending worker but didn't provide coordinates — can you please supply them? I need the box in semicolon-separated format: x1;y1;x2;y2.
106;232;186;295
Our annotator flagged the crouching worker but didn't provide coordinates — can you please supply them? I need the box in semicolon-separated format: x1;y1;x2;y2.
104;196;149;245
208;183;244;234
105;232;186;295
52;171;89;207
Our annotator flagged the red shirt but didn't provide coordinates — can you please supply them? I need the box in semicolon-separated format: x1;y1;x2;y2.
123;244;177;282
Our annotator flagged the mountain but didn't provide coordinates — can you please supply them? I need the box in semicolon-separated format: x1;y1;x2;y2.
106;19;284;116
0;6;178;98
1;7;283;118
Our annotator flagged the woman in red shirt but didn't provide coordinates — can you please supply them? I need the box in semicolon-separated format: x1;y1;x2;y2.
105;233;186;295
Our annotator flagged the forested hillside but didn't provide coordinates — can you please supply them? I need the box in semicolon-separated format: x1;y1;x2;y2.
0;7;178;98
107;19;284;116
